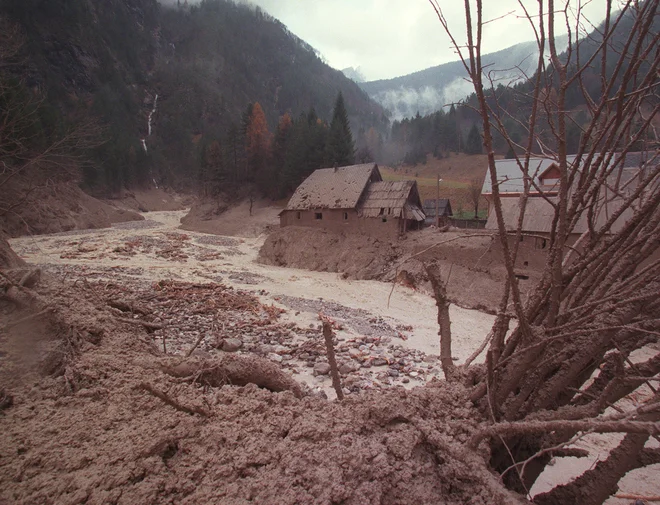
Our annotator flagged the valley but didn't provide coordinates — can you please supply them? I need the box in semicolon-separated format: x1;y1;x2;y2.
1;0;658;503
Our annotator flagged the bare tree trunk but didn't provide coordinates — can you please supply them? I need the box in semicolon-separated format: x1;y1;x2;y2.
425;262;456;381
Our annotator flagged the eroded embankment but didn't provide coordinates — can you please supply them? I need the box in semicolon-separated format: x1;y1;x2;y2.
258;226;525;313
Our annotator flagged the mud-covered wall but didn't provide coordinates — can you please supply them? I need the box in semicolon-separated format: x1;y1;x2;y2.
280;209;402;239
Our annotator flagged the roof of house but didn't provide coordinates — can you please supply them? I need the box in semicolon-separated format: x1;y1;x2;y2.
358;180;425;221
481;156;576;194
481;152;651;195
423;199;453;217
285;163;381;210
485;194;637;235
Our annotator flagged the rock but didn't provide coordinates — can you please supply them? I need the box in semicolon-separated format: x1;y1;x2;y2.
348;348;361;359
313;389;328;399
409;371;419;378
314;362;331;376
372;358;388;367
338;363;355;375
388;369;399;377
221;338;243;352
402;377;410;384
268;353;283;363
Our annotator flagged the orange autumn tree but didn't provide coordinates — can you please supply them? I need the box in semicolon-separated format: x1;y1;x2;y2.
245;102;272;187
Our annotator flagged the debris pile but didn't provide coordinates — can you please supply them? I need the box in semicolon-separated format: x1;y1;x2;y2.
91;279;443;396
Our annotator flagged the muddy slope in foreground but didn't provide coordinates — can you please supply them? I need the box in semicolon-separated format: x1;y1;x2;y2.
0;270;522;505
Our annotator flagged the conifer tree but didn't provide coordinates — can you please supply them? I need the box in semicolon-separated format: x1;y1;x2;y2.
465;123;482;154
270;113;293;197
325;92;354;166
205;140;224;194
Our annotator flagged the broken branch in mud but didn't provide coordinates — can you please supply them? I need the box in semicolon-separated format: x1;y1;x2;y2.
18;268;41;288
321;316;344;401
469;419;660;449
184;332;207;358
114;316;164;332
1;283;39;308
161;354;304;398
107;299;148;315
136;382;209;417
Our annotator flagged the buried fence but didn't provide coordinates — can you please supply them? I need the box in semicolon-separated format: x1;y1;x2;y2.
447;217;487;229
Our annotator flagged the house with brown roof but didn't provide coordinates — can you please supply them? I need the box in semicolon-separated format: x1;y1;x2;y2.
280;163;425;237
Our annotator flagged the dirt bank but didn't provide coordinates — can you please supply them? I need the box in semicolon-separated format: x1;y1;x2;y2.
258;227;533;313
180;197;281;237
1;181;143;237
103;188;190;213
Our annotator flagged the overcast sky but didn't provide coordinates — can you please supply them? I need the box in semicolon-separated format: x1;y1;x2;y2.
249;0;608;81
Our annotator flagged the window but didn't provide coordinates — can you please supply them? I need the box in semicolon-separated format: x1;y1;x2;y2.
315;212;323;220
388;208;391;215
382;217;387;223
296;212;301;219
535;237;547;249
343;212;348;220
379;208;385;216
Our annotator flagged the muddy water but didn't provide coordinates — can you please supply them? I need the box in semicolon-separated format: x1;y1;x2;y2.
10;209;496;365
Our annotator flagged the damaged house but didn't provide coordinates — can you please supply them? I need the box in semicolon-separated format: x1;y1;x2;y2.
280;163;425;237
479;152;655;269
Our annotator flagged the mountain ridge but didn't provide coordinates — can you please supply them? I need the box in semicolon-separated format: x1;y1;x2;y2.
360;36;568;120
0;0;387;194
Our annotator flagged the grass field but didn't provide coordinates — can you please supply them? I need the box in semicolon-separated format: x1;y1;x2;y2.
379;152;494;219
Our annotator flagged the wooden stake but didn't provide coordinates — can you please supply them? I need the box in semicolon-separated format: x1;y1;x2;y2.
321;318;344;401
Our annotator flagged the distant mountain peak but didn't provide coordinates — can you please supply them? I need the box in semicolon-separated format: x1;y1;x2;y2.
341;66;366;83
360;36;568;121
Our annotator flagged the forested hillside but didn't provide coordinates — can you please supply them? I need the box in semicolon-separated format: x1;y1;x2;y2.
0;0;387;204
382;3;659;165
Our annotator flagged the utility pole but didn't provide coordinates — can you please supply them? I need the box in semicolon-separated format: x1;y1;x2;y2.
436;174;443;227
